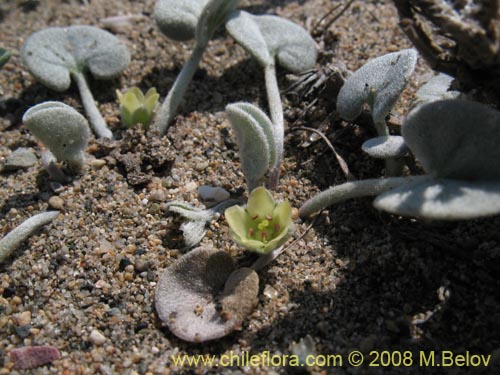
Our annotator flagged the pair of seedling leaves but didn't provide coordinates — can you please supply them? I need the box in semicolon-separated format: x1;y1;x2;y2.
154;0;317;189
300;49;500;220
22;25;130;139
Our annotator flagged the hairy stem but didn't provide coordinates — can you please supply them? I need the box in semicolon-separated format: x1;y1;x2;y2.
374;119;404;176
299;176;426;217
153;41;207;136
0;211;59;264
72;72;113;139
264;63;284;190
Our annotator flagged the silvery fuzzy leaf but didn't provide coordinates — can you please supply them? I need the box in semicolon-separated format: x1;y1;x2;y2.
226;102;275;191
0;211;59;264
337;49;417;124
196;0;240;45
362;135;408;159
414;73;461;106
374;178;500;220
154;0;209;41
23;101;90;166
225;10;273;67
155;247;259;342
403;99;500;181
165;201;214;222
22;26;130;92
180;220;208;248
226;10;317;73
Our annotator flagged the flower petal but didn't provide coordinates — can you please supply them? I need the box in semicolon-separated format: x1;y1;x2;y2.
225;205;251;240
122;91;141;112
273;201;292;234
246;187;275;218
129;87;145;101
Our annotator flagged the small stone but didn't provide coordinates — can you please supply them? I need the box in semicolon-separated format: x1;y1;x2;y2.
149;190;166;202
10;346;61;370
89;329;106;346
13;311;32;326
198;185;230;207
90;159;106;169
4;148;38;170
49;182;64;193
263;284;278;299
135;259;150;272
48;196;64;210
195;162;209;171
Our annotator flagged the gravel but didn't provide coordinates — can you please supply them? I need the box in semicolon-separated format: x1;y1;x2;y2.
1;0;499;374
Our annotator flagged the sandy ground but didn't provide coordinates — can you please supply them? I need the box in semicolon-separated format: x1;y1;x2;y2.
0;0;499;374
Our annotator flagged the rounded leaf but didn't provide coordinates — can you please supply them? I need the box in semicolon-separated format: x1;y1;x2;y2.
362;135;408;159
155;247;259;342
227;11;317;73
337;49;417;123
22;26;130;91
196;0;240;45
154;0;208;41
414;73;461;106
226;102;274;190
23;101;90;164
403;99;500;180
226;10;273;67
374;178;500;220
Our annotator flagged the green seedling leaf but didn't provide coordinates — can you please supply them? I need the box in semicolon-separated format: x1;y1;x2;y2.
337;49;417;124
23;101;90;170
226;102;275;191
226;10;317;73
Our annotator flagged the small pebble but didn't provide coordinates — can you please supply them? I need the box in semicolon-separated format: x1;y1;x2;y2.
10;346;61;370
90;159;106;169
48;196;64;210
134;259;150;272
13;311;31;326
49;182;64;193
4;148;37;170
263;285;279;299
89;330;106;346
198;185;230;207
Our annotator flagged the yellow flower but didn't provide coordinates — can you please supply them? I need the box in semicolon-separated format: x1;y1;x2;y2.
116;87;159;129
225;187;293;253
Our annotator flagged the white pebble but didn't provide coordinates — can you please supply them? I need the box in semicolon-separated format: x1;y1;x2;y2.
89;329;106;346
198;185;230;207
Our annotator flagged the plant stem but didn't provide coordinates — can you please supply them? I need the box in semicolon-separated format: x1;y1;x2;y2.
264;63;284;190
374;119;403;176
153;41;207;136
0;211;59;264
374;119;390;137
251;246;285;271
299;176;427;217
72;72;114;139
